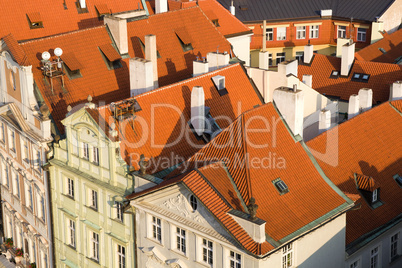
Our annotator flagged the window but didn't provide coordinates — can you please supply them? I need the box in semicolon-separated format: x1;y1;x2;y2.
137;37;161;59
22;139;29;162
67;178;74;199
266;28;273;41
353;73;361;79
116;201;124;222
12;170;20;198
212;19;220;27
276;52;286;65
330;70;339;78
10;72;16;91
152;216;162;243
350;260;359;268
117;245;125;268
338;25;346;38
357;28;366;42
282;243;293;268
362;74;370;81
93;147;99;165
91;232;99;261
176;33;193;52
83;143;89;160
230;251;241;268
370;246;379;268
202;238;213;266
90;190;98;210
189;195;197;211
391;233;399;260
0;123;5;143
176;227;186;254
352;73;370;82
273;178;289;195
310;25;319;39
394;174;402;187
63;63;83;80
25;183;33;210
68;219;75;247
9;130;15;151
277;27;286;40
3;165;9;188
296;26;306;39
372;189;378;202
379;47;386;54
295;52;304;62
37;193;45;221
33;147;41;171
268;53;273;67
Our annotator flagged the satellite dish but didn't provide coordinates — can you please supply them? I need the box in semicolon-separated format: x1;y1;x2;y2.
41;51;51;61
54;47;63;57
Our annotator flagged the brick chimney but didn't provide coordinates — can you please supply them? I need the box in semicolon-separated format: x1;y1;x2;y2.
207;52;230;72
191;86;205;136
273;86;304;137
389;81;402;101
145;35;158;88
358;88;373;112
129;58;154;97
348;94;359;119
304;44;314;64
155;0;168;14
104;15;128;54
341;42;355;76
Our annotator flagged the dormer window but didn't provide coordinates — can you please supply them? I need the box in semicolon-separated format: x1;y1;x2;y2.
378;47;386;54
95;4;110;18
175;28;193;52
393;174;402;187
76;0;89;14
27;13;43;29
211;75;228;96
355;173;382;208
273;178;289;195
204;10;220;27
98;44;122;70
372;188;378;202
61;52;83;80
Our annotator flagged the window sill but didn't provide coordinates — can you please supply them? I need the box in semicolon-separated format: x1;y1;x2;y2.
86;205;98;212
62;193;75;201
145;237;164;247
195;260;213;268
65;243;76;251
111;218;124;225
170;248;188;259
390;254;401;264
86;257;100;265
37;216;46;225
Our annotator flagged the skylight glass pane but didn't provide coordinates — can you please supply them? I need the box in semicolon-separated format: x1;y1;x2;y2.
353;73;361;79
362;74;369;80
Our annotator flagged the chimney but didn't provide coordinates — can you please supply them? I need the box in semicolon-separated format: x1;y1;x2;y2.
341;42;355;76
193;58;209;76
212;75;225;91
229;209;266;243
145;35;158;88
304;44;314;64
319;109;331;134
336;38;352;57
230;1;235;15
358;88;373;112
191;86;205;136
79;0;86;9
278;60;298;77
155;0;168;14
259;51;269;69
104;16;128;54
302;75;312;87
320;9;332;17
262;20;267;52
371;21;384;44
348;94;359;119
273;86;304;137
389;81;402;101
129;58;154;97
206;52;230;72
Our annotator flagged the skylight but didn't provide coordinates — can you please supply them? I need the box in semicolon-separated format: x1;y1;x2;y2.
378;47;386;54
351;73;370;82
175;28;193;52
330;70;339;79
393;174;402;187
272;178;289;195
26;13;43;29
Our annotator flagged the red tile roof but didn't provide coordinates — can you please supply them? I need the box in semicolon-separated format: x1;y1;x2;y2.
307;101;402;245
391;99;402;113
93;63;262;173
61;52;83;71
355;29;402;63
2;34;30;66
26;12;42;23
0;0;144;41
298;53;402;102
95;4;111;15
355;174;380;191
130;103;352;255
98;43;122;61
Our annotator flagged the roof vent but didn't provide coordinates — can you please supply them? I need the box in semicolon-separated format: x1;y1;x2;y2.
211;75;228;96
272;178;289;195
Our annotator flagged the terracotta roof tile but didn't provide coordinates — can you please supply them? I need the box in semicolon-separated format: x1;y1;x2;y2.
0;0;145;41
174;27;192;44
307;101;402;245
26;12;42;23
391;99;402;113
1;34;29;66
298;54;402;102
95;4;110;15
61;52;83;71
99;43;122;61
355;29;402;63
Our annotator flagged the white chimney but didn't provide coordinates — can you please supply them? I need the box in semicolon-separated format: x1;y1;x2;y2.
129;58;154;97
321;9;332;17
104;16;128;54
259;51;269;69
273;86;304;137
302;75;312;88
358;88;373;112
278;60;298;77
304;44;314;64
229;212;266;243
348;94;360;119
319;109;331;134
341;42;355;76
212;75;225;91
145;35;158;88
371;21;384;44
336;38;352;57
193;59;209;77
207;52;230;72
155;0;168;14
390;81;402;101
79;0;86;9
191;86;205;136
230;1;235;16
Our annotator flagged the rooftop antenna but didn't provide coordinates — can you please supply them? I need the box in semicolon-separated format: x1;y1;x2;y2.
54;47;63;68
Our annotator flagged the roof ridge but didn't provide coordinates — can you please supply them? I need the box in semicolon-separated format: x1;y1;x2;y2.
147;4;199;18
20;25;107;45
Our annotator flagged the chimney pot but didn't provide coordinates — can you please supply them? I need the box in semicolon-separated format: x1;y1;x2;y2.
293;84;297;92
230;1;235;15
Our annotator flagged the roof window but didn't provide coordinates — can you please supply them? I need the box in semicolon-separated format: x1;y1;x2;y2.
393;174;402;187
61;52;83;80
26;13;43;29
329;70;339;79
378;47;386;54
272;178;289;195
175;28;193;52
98;44;122;70
211;75;228;96
95;4;110;17
355;173;382;208
351;72;370;82
76;0;89;13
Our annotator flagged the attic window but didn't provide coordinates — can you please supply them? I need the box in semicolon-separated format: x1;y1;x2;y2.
212;19;220;27
76;0;89;13
175;28;193;52
27;13;43;29
272;178;289;195
211;75;228;96
95;4;110;18
204;10;220;27
98;44;122;70
378;47;386;54
330;70;339;79
355;173;382;208
61;52;83;80
137;37;161;58
239;5;248;11
351;72;370;82
393;174;402;187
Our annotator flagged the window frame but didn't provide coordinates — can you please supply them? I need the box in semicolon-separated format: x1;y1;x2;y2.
90;231;99;262
9;129;16;152
338;25;346;38
309;25;319;39
357;28;366;42
116;201;124;222
0;122;5;143
372;189;378;203
296;26;306;39
68;219;76;248
93;146;99;165
277;27;287;40
90;189;98;211
282;243;293;268
266;28;273;41
67;178;74;199
230;251;241;268
117;244;126;268
390;232;399;261
151;216;162;243
370;245;379;268
202;238;213;266
175;227;186;255
276;52;286;65
82;142;89;160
